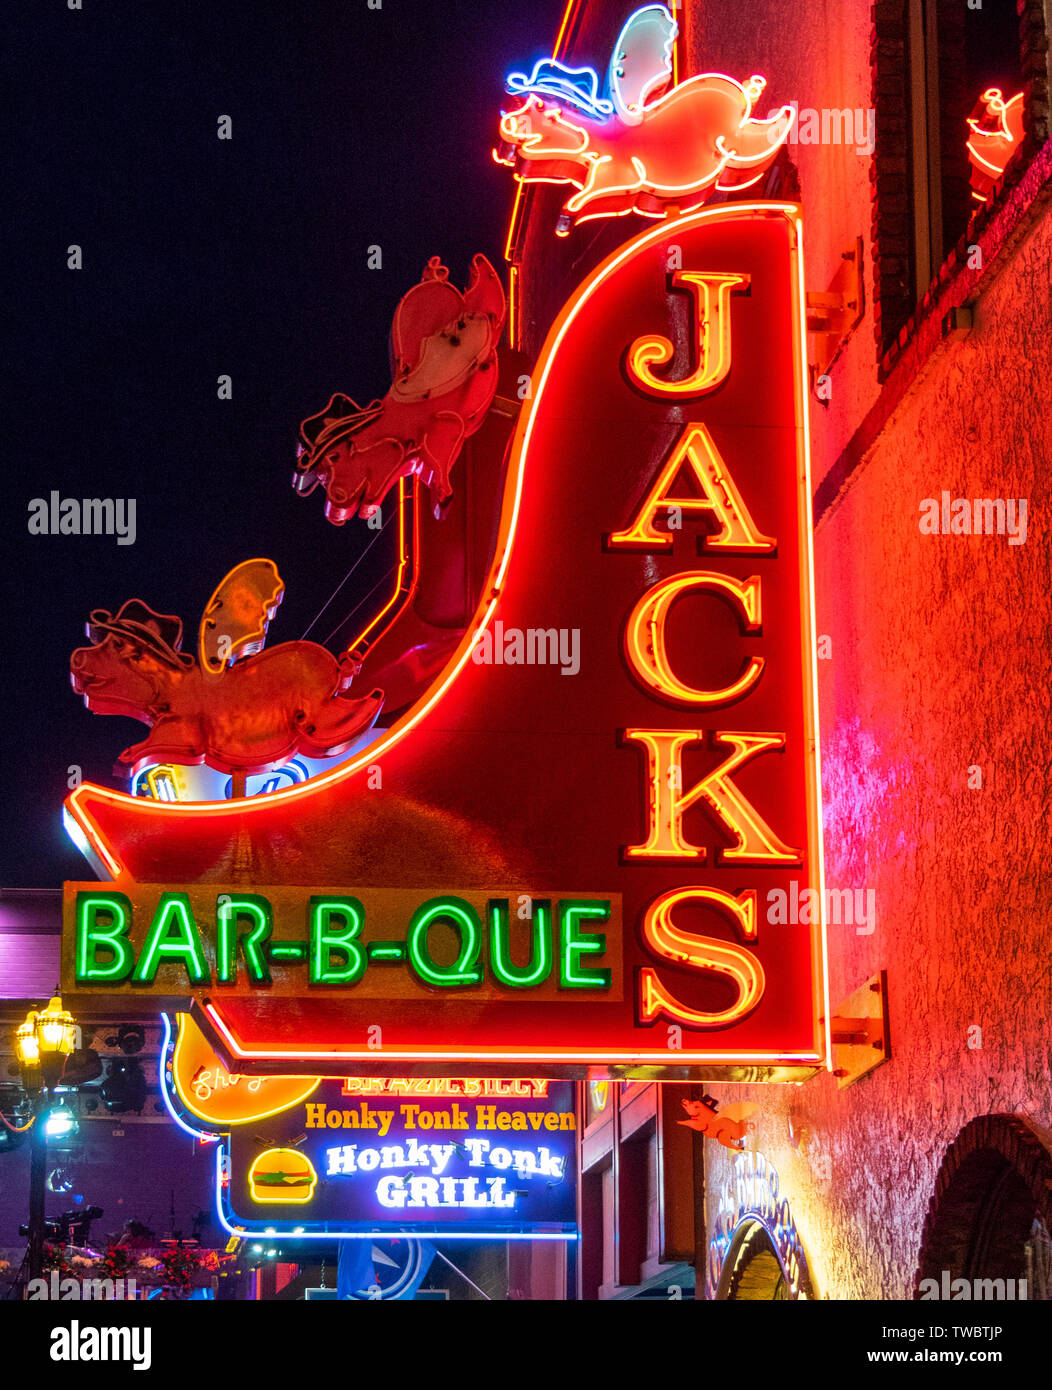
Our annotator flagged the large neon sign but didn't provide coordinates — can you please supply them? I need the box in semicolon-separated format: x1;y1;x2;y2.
219;1081;577;1240
62;205;825;1080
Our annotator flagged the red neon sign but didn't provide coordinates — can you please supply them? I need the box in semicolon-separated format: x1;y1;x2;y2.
63;205;826;1079
966;88;1024;204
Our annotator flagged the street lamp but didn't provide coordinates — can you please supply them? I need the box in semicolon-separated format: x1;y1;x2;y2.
17;997;77;1085
15;994;78;1287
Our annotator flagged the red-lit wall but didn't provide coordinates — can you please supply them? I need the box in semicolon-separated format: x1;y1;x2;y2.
514;0;1052;1298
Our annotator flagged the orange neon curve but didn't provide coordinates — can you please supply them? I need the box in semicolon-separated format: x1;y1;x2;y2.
171;1013;320;1126
507;264;519;349
502;1;579;266
344;476;419;658
204;1000;821;1066
504;180;526;264
552;0;578;60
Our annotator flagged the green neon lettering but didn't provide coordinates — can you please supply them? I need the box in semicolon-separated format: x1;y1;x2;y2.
369;944;405;960
268;944;307;961
132;894;210;985
75;892;134;983
215;895;272;984
487;899;553;988
406;897;483;988
558;900;612;990
309;897;366;985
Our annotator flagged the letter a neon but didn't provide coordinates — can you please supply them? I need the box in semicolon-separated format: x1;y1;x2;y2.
624;731;800;862
609;424;775;552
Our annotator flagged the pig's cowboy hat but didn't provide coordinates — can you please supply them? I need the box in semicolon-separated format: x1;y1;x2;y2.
86;600;194;669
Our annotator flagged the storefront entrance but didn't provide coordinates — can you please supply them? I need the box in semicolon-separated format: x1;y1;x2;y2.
717;1220;790;1301
917;1114;1052;1299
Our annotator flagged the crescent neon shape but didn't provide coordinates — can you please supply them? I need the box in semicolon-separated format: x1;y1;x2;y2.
64;203;801;880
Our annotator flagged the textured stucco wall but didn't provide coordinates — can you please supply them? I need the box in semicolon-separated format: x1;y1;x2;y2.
705;196;1052;1301
684;0;1052;1299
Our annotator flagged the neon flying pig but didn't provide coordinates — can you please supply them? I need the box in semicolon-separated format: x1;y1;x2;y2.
497;80;794;236
70;560;382;778
496;5;794;235
294;255;505;522
678;1096;756;1151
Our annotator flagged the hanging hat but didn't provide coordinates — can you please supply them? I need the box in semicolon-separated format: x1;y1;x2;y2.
86;600;194;669
298;392;383;466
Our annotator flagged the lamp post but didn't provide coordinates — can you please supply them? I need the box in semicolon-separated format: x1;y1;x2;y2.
15;995;77;1285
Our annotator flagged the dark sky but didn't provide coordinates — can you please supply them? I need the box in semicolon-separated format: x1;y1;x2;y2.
3;0;565;885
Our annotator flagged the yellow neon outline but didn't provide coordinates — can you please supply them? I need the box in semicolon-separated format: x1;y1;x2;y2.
170;1014;319;1126
639;886;765;1028
144;766;183;802
622;730;800;862
608;421;778;551
626;271;749;397
198;557;285;674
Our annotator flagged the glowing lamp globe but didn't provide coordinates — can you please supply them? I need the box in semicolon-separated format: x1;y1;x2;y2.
37;997;78;1057
15;1019;40;1069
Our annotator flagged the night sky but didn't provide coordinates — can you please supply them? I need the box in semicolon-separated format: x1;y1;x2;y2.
5;0;565;885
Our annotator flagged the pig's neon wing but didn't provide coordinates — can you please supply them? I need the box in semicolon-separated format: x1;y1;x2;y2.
610;3;679;125
198;558;285;673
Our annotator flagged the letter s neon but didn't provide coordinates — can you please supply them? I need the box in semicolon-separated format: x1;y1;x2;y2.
639;887;764;1028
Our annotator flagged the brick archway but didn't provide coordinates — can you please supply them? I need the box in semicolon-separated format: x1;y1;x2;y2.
915;1114;1052;1297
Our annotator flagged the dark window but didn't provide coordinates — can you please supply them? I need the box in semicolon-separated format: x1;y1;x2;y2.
906;0;1022;301
875;0;1024;357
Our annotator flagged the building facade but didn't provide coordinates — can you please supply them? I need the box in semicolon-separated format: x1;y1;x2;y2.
505;0;1052;1299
